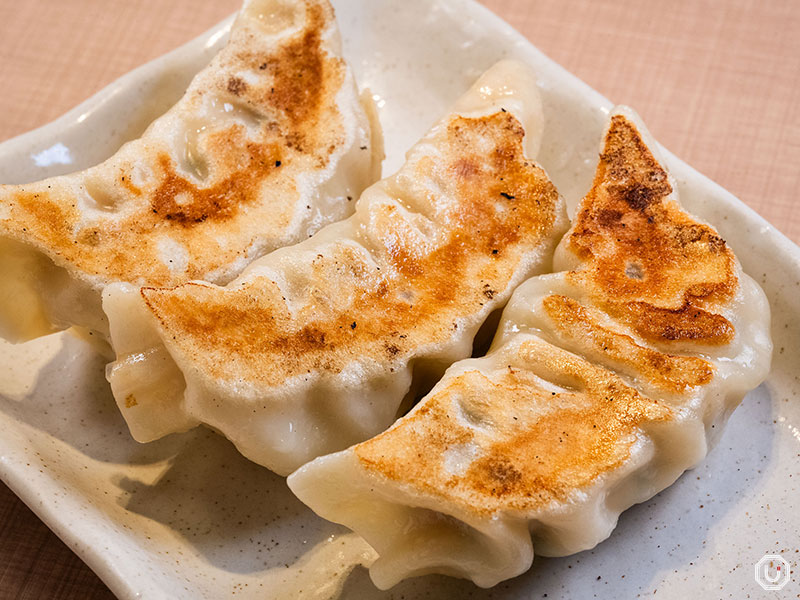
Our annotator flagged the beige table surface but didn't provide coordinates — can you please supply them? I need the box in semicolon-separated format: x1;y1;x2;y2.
0;0;798;598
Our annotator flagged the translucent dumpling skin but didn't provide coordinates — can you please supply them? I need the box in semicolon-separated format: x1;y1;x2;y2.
288;108;772;589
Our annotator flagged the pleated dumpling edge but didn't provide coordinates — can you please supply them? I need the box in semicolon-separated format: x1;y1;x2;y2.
103;59;569;476
287;106;772;589
0;0;380;343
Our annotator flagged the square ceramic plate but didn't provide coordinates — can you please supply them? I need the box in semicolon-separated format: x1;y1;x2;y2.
1;1;798;598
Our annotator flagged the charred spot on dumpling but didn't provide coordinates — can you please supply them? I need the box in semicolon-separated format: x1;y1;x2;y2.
597;208;623;227
618;181;660;212
226;76;248;96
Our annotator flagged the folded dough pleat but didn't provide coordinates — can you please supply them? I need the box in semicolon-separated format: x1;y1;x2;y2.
103;59;569;475
0;0;380;343
288;107;772;589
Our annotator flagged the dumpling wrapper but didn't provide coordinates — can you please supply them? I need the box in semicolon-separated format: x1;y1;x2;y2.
288;108;773;589
0;0;380;343
103;60;569;475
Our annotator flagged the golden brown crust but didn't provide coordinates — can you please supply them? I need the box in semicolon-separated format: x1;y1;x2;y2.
603;300;734;345
542;294;713;392
565;114;737;346
141;111;562;386
258;5;334;132
0;0;350;287
149;140;282;225
352;112;738;516
355;337;673;515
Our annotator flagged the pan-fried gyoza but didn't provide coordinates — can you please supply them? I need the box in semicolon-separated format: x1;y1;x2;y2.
288;108;772;589
103;60;569;475
0;0;380;343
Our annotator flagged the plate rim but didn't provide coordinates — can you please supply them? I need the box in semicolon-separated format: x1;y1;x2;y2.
1;1;799;598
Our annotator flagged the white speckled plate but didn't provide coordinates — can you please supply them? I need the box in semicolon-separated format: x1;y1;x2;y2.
1;1;798;598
